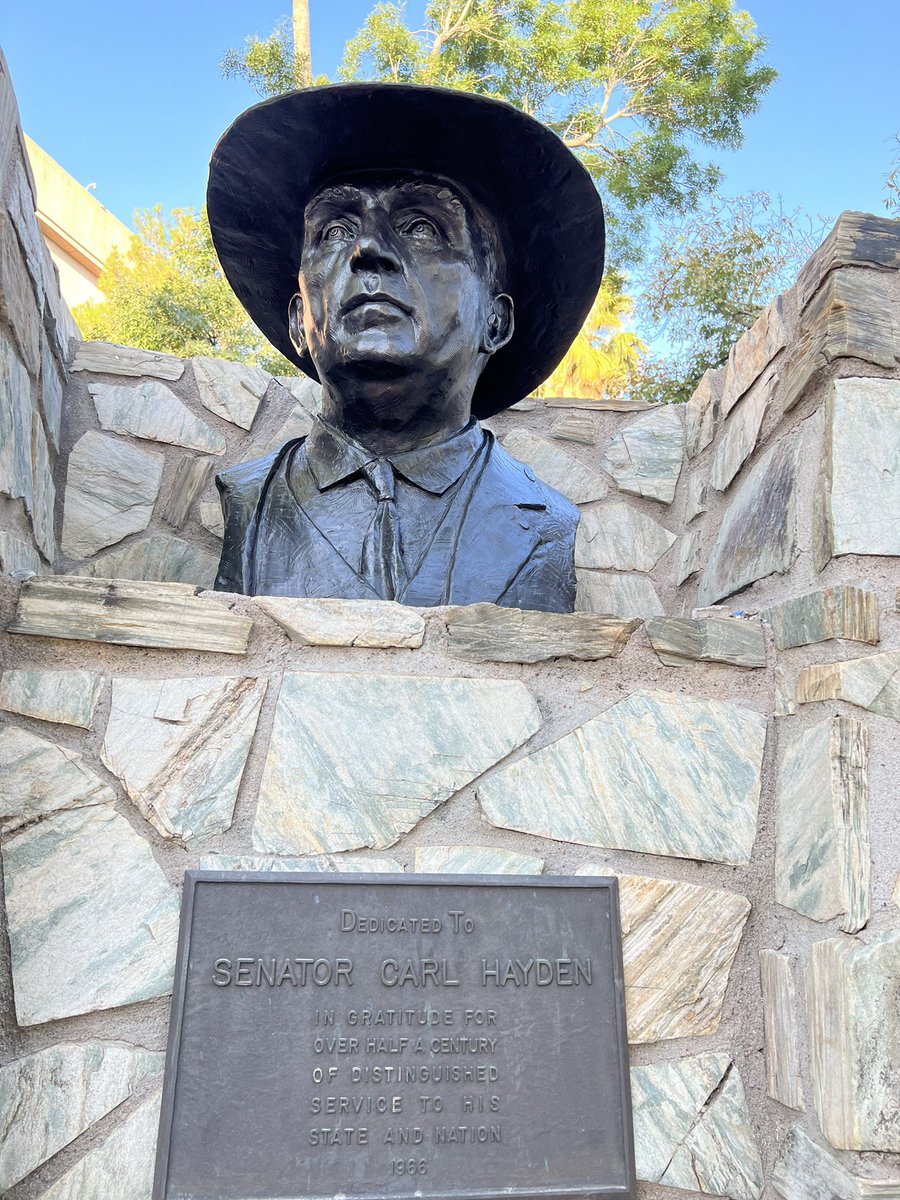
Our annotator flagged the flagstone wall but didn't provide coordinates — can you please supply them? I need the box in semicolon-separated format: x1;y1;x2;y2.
2;47;900;1200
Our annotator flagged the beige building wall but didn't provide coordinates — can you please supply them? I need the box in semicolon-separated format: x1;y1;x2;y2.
24;134;132;311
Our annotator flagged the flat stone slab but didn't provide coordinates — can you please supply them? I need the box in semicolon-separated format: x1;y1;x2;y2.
0;667;101;728
501;427;607;503
760;950;804;1111
34;1088;162;1200
807;930;900;1150
9;577;252;654
550;412;595;444
822;377;900;558
797;650;900;721
254;672;541;855
709;375;770;492
601;405;684;504
646;617;766;667
102;675;267;844
479;689;767;865
70;533;219;590
575;502;675;571
772;1126;900;1200
254;595;425;648
577;867;750;1044
3;803;180;1025
264;401;314;451
192;356;270;430
160;456;213;529
72;340;184;379
0;332;34;511
61;431;163;558
719;296;788;416
797;211;900;308
685;368;721;459
0;530;41;576
90;380;226;453
0;726;114;833
31;416;56;562
575;570;664;619
276;373;322;414
775;716;869;933
697;436;799;606
413;846;545;874
198;853;403;873
199;499;224;539
763;583;879;649
444;602;638;663
632;1054;763;1200
803;269;900;370
0;1043;163;1193
673;531;701;586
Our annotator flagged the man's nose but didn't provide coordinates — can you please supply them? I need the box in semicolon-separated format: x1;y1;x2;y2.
349;226;401;275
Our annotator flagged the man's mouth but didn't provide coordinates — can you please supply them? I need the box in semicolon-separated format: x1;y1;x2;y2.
341;292;413;316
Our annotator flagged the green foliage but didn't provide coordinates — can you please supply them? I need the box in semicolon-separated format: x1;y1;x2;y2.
339;0;776;255
533;276;645;400
74;207;298;374
634;192;828;403
221;19;300;98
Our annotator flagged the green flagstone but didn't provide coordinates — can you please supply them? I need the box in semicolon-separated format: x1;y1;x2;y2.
632;1054;763;1200
775;717;869;933
807;931;900;1150
34;1089;162;1200
601;404;684;504
0;726;113;833
199;853;403;873
254;672;541;855
3;804;180;1025
413;846;544;874
0;1044;163;1193
797;651;900;721
102;675;267;844
0;667;102;729
479;689;766;865
763;583;879;649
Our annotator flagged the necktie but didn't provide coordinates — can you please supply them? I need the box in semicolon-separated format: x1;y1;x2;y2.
360;459;405;599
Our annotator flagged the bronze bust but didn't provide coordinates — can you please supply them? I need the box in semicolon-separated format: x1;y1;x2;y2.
207;84;604;611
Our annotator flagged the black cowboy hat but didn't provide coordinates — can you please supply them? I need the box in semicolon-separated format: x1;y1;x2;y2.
207;83;605;419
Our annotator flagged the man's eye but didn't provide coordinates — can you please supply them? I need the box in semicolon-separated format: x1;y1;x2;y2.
403;218;439;240
321;222;351;242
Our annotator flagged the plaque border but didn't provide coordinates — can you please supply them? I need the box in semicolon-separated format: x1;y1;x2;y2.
153;871;635;1200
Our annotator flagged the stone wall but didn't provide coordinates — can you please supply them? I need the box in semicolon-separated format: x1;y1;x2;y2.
2;51;900;1200
0;49;78;583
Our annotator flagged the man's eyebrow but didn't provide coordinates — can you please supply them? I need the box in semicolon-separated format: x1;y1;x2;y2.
305;186;363;219
390;181;466;213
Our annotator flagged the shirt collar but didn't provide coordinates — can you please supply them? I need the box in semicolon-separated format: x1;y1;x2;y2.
305;416;485;495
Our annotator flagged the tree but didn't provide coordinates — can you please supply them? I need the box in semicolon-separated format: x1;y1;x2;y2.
635;191;828;403
337;1;776;258
533;277;645;400
222;0;318;95
73;207;298;373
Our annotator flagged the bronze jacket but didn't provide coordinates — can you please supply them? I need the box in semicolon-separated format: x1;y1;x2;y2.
213;424;578;613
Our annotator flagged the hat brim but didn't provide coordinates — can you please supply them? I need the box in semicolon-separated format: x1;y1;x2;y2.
207;83;605;419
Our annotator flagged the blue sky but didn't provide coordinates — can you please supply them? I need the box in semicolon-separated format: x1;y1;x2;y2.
4;1;898;232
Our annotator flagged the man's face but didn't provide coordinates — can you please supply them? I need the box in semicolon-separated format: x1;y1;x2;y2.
294;177;498;385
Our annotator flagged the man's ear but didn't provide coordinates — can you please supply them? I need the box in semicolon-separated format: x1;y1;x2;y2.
288;293;307;356
482;294;514;354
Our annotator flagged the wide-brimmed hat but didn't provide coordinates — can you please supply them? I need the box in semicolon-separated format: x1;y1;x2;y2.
207;83;605;418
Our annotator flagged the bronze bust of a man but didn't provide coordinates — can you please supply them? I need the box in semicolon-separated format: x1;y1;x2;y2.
207;84;604;612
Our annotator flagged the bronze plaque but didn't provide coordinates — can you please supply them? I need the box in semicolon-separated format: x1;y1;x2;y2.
154;873;634;1200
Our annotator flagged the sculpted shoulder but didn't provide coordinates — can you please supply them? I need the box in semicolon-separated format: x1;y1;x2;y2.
485;439;579;536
